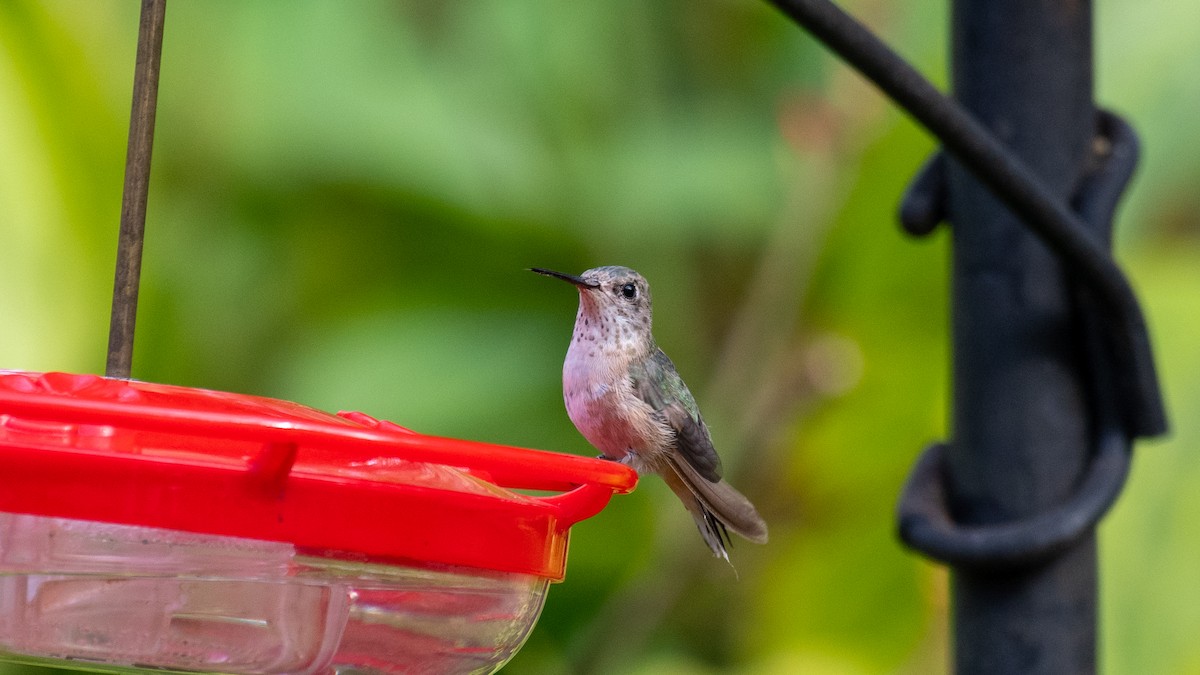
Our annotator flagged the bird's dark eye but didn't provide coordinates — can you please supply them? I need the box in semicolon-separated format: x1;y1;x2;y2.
621;283;637;299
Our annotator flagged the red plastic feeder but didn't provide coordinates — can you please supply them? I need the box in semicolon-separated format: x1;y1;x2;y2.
0;370;636;674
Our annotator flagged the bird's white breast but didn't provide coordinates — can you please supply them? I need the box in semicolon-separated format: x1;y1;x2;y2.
562;327;666;461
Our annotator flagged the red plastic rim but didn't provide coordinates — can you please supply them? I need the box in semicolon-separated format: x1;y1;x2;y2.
0;371;637;580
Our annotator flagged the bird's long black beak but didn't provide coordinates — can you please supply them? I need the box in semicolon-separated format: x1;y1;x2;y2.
529;268;600;289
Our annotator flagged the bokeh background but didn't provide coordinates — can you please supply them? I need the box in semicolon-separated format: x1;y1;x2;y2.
1;1;1197;673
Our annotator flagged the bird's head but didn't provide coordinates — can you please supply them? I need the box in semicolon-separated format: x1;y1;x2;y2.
531;265;654;342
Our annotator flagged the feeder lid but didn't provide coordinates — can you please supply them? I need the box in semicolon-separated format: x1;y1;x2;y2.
0;370;637;579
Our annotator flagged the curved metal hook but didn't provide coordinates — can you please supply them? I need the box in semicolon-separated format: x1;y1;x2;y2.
894;110;1141;569
896;435;1129;569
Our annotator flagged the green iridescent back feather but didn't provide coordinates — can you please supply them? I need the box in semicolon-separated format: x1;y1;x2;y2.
629;346;723;482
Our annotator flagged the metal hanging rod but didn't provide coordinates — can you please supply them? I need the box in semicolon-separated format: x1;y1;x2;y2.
106;0;167;379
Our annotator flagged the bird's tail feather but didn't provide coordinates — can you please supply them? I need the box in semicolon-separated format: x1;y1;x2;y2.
662;455;768;560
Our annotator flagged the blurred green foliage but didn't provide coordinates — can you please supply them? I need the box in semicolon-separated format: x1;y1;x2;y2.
0;1;1197;673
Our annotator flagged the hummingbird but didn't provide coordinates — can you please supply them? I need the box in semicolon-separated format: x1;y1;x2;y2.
532;265;768;561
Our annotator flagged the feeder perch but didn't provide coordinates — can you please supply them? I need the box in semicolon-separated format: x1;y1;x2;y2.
0;370;637;674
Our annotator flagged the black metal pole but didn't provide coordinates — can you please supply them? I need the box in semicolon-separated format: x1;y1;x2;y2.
947;1;1096;672
761;1;1164;672
107;0;167;379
